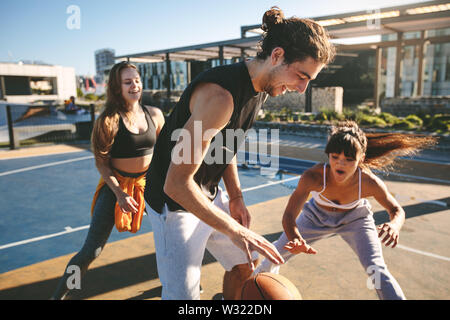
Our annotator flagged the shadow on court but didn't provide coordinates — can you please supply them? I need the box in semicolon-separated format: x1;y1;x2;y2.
0;248;219;300
373;196;449;225
0;197;447;300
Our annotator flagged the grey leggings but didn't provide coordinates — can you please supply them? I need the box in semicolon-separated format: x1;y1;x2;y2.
52;170;142;300
256;198;406;300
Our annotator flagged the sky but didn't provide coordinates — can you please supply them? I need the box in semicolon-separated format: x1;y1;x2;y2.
0;0;430;76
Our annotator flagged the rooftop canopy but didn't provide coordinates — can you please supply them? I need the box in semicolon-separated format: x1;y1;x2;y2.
115;0;450;63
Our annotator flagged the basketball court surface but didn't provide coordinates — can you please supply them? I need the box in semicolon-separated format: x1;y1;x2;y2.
0;138;449;300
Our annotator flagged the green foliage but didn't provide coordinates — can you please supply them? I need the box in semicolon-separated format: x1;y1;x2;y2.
319;109;345;121
392;119;416;130
84;93;98;101
258;108;448;133
378;112;399;125
427;114;450;132
343;108;357;121
358;106;376;115
280;107;293;116
314;112;328;121
357;114;387;127
405;115;423;127
262;112;274;122
300;114;315;121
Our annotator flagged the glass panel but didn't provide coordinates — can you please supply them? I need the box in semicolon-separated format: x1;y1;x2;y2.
403;31;421;40
423;42;450;96
399;45;420;97
378;47;397;100
4;76;31;95
30;77;57;95
426;27;450;38
381;33;398;41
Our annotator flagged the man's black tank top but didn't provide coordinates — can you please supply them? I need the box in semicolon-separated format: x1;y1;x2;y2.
144;61;267;213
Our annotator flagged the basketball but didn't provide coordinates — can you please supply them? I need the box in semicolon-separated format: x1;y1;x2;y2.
241;272;302;300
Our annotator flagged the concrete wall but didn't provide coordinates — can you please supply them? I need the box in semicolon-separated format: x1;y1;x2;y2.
381;96;450;116
263;87;344;113
0;63;76;104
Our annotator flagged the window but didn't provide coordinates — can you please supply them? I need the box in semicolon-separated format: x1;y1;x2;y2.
30;77;57;95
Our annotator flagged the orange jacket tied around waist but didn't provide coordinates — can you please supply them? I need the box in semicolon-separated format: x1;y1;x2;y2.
91;171;146;233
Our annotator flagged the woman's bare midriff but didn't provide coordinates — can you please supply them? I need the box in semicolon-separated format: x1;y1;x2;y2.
316;202;352;213
110;155;152;173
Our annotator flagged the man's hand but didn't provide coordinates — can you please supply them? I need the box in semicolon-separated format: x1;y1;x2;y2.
229;226;285;271
229;196;251;228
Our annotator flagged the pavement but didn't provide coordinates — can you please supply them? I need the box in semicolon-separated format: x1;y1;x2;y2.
0;136;449;300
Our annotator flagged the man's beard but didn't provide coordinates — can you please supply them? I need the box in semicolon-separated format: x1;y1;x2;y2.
263;65;283;97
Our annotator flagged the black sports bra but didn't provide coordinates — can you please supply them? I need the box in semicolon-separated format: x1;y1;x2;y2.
110;105;157;159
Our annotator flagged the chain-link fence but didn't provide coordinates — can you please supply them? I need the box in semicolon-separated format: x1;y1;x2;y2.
1;103;96;149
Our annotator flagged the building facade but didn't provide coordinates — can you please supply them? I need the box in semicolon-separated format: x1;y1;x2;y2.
95;48;115;84
0;62;76;104
117;1;450;114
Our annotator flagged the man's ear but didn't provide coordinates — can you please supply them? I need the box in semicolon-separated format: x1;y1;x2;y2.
271;47;285;66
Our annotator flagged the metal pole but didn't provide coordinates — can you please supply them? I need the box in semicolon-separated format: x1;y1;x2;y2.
186;60;192;84
165;52;171;100
394;32;403;97
241;48;246;62
0;76;5;100
6;105;18;150
90;103;95;125
219;46;224;66
417;30;425;97
374;47;381;108
305;85;312;113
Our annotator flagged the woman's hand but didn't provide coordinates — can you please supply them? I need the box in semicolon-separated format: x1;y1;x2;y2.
284;237;317;255
377;222;400;248
116;191;139;214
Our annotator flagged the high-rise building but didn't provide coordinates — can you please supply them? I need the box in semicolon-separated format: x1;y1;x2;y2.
95;48;115;84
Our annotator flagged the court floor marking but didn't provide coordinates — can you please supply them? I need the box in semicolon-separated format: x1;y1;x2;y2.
0;175;301;251
244;150;450;185
247;139;450;166
396;244;450;262
0;225;90;250
0;154;448;264
0;155;94;177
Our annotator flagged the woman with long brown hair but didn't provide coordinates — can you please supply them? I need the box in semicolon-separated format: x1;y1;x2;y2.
51;61;165;299
255;120;436;300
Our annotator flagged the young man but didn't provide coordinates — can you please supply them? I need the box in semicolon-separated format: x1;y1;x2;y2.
144;7;336;300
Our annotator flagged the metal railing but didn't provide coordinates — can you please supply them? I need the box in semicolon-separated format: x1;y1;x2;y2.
2;103;96;150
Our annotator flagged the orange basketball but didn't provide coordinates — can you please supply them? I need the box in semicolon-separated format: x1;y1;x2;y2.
241;272;302;300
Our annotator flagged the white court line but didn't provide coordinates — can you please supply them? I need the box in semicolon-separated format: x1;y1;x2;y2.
243;150;450;185
0;225;90;250
396;244;450;262
0;175;301;251
241;175;300;192
0;155;94;177
1;154;448;264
